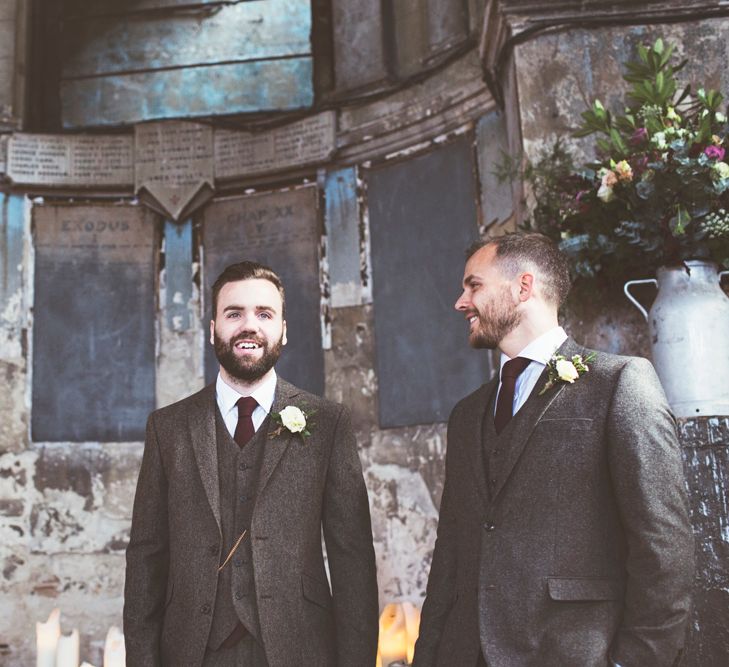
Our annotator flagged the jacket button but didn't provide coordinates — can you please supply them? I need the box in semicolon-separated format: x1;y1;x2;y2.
483;522;495;531
235;590;244;600
200;603;211;614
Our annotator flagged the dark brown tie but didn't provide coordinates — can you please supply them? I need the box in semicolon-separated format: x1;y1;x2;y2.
494;356;531;434
234;396;258;447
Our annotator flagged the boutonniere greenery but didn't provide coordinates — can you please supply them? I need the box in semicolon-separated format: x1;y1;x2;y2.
539;352;596;395
270;405;315;439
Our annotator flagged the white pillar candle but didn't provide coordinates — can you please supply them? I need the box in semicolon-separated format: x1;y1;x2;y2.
80;663;97;667
55;629;79;667
402;602;421;664
36;608;61;667
103;627;125;667
378;603;409;667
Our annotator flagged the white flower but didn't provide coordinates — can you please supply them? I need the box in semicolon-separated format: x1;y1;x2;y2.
651;131;667;149
713;161;729;180
555;359;579;383
279;406;306;433
597;182;614;203
716;112;727;123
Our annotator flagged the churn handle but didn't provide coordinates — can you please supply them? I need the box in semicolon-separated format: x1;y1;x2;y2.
623;278;658;321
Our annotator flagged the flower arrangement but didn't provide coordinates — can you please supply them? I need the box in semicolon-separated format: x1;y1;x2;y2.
517;38;729;284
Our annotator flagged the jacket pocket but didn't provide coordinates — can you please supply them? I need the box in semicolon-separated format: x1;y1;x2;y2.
301;572;332;610
547;577;623;601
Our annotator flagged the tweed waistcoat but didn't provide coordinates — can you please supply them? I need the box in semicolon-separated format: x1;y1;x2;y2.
481;388;521;501
207;408;267;649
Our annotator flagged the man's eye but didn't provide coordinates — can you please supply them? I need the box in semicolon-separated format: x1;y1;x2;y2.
227;312;240;318
259;312;272;320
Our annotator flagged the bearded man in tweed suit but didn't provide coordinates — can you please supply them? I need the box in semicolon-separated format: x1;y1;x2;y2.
124;261;378;667
413;233;694;667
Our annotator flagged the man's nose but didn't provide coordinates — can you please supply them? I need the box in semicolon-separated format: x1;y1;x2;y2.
238;313;259;330
455;291;469;311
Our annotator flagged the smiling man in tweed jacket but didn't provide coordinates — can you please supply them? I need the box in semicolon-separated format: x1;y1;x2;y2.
124;261;378;667
413;233;694;667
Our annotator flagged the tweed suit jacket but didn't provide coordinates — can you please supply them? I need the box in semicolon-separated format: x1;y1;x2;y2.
413;338;694;667
124;378;379;667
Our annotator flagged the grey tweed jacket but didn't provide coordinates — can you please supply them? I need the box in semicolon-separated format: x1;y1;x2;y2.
124;378;379;667
413;338;694;667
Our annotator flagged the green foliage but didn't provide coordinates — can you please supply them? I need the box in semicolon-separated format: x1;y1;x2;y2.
512;38;729;286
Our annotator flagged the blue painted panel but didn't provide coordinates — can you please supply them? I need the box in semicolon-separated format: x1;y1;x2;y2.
61;57;314;128
0;193;25;306
324;167;363;307
62;1;312;77
164;219;192;331
31;205;157;442
367;138;490;428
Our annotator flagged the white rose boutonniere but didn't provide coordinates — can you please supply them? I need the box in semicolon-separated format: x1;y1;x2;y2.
270;405;314;439
539;352;595;395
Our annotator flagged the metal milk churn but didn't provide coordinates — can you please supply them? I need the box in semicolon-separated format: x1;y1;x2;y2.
624;260;729;417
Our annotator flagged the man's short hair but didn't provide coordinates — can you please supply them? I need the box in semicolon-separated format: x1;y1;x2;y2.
211;261;286;319
466;233;571;306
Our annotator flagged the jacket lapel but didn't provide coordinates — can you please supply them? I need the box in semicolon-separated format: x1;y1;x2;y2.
466;378;498;508
490;338;584;502
256;377;302;497
188;384;222;533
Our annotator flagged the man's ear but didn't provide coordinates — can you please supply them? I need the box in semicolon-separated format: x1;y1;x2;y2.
281;320;288;346
209;320;215;345
517;273;535;302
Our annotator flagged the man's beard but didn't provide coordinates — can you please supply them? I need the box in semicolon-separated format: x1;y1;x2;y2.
214;330;284;383
469;287;521;349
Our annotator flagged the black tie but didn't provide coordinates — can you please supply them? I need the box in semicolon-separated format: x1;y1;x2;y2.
494;357;531;434
234;396;258;448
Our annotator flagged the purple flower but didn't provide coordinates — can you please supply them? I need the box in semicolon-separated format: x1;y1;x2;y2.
704;145;726;161
630;128;648;146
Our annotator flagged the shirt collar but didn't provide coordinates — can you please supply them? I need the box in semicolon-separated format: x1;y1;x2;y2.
499;326;568;374
215;370;277;416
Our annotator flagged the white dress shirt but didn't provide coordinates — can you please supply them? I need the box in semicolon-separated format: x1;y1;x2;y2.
495;326;568;416
215;370;277;438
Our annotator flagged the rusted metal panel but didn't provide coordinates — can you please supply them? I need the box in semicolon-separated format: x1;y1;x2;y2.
0;0;28;131
476;110;513;227
64;0;227;16
426;0;470;58
201;187;325;395
324;167;366;308
31;204;158;441
337;50;495;164
61;2;311;77
59;0;313;127
367;138;489;428
678;417;729;665
164;219;192;332
386;0;429;78
61;57;314;128
331;0;389;92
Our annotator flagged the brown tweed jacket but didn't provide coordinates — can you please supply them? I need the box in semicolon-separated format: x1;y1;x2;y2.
124;378;379;667
413;338;694;667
